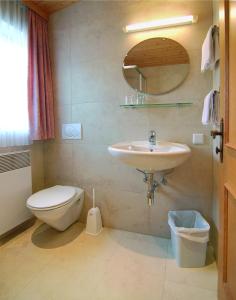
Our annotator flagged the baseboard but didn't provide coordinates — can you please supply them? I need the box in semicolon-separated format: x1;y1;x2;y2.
0;217;36;246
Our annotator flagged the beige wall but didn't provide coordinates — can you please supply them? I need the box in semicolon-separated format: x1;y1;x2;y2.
30;142;45;192
47;0;213;237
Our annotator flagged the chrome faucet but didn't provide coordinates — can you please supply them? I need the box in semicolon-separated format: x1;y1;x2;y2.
148;130;156;146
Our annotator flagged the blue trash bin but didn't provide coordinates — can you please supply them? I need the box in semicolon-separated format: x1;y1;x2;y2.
168;210;210;268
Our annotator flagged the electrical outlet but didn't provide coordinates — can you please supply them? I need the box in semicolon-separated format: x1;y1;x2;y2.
192;133;204;145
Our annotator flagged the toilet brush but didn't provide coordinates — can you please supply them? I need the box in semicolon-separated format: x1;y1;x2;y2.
86;188;103;235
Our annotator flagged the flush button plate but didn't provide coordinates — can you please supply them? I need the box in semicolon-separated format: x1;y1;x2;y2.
62;123;82;140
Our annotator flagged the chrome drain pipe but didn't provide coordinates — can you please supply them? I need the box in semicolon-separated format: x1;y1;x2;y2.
137;169;159;206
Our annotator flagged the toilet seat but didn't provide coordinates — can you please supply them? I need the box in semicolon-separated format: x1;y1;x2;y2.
27;185;77;210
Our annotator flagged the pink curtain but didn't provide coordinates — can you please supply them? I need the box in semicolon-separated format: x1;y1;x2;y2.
28;10;55;140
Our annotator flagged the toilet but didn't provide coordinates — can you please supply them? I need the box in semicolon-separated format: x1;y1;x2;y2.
27;185;84;231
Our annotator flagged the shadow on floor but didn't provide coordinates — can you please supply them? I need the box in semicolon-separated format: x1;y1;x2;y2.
107;230;215;265
31;222;84;249
108;230;169;259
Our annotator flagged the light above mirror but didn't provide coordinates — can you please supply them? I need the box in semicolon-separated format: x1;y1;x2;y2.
124;15;198;33
123;38;190;95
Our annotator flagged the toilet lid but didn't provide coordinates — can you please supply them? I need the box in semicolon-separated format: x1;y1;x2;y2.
27;185;76;209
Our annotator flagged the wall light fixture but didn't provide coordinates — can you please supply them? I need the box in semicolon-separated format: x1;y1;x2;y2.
124;15;198;33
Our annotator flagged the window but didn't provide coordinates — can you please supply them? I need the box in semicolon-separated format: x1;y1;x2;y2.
0;1;29;147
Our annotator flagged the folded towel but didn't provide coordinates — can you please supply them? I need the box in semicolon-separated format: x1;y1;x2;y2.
202;90;214;125
201;25;220;72
202;90;219;125
213;26;220;65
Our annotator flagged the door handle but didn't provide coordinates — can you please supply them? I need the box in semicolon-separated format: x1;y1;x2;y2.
211;130;223;139
210;118;224;163
216;146;221;154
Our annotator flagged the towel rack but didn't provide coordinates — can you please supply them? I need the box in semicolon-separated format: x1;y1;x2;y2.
212;25;219;34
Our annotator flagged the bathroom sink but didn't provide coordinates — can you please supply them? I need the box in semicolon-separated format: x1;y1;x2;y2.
108;141;191;172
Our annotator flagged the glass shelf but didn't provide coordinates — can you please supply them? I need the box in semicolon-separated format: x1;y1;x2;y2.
120;102;192;109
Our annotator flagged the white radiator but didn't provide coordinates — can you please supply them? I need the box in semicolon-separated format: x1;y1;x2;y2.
0;150;32;236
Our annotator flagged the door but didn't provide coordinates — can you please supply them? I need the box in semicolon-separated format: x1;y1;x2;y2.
219;1;236;299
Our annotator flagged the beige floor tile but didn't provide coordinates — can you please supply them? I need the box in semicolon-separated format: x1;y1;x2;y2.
108;243;166;277
0;221;80;300
93;233;167;300
50;230;118;270
0;222;218;300
0;247;49;299
165;258;218;291
108;229;169;259
162;281;217;300
95;259;165;300
15;260;98;300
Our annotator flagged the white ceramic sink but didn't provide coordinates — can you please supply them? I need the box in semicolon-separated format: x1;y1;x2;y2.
108;141;191;172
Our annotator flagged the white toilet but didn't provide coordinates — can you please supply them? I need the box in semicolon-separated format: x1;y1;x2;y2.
27;185;84;231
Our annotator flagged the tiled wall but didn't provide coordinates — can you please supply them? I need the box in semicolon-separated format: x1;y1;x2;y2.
46;0;213;237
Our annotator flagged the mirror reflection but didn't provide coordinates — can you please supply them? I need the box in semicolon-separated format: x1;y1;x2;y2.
123;38;190;95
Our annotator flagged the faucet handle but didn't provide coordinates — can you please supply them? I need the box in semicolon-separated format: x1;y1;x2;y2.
149;130;156;137
148;130;157;146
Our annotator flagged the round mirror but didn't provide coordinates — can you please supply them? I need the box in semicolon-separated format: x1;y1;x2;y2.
123;38;190;95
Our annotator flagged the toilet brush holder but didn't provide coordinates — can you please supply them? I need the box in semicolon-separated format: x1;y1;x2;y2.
86;207;103;235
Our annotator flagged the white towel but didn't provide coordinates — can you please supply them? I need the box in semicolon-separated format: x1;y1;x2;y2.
202;90;219;125
201;25;220;72
213;27;220;65
202;91;213;125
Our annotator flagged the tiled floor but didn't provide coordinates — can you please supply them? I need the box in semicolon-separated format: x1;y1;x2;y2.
0;221;218;300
